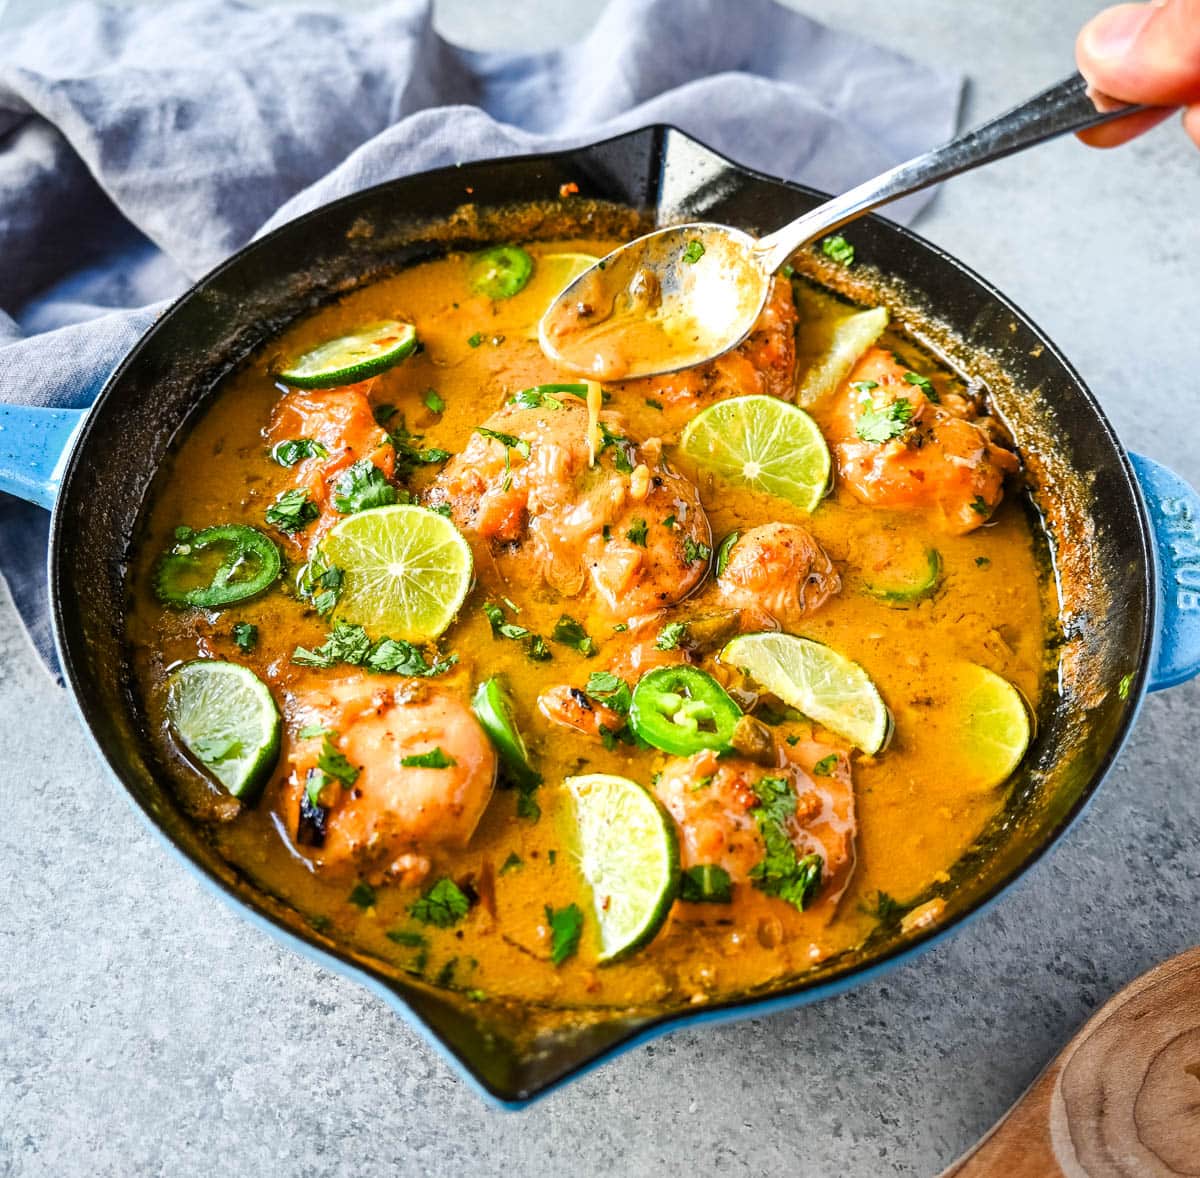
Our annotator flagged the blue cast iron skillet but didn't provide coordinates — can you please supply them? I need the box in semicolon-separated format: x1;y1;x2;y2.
3;126;1200;1106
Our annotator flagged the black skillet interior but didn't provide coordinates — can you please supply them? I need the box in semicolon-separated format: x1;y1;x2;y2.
50;126;1152;1101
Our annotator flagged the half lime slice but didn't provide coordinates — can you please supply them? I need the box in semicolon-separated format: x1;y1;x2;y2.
680;395;831;514
320;504;473;642
566;773;680;963
721;632;890;754
166;660;281;801
793;289;889;407
278;320;418;389
949;663;1032;789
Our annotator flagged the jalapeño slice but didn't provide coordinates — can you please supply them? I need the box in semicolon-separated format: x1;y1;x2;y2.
156;524;282;609
629;665;742;756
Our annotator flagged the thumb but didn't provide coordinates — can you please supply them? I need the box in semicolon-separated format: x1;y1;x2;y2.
1077;0;1200;106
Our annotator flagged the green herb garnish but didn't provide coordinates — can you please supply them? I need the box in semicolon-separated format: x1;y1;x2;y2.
682;536;711;564
271;438;329;467
626;517;648;547
585;670;632;715
422;388;445;414
552;615;596;656
682;239;705;264
903;371;939;402
232;622;258;652
348;882;376;910
400;747;456;769
655;621;687;651
855;399;914;444
747;775;824;912
679;864;733;904
546;903;583;965
499;852;524;875
821;234;855;266
409;877;470;928
332;458;400;514
265;488;319;533
812;754;838;776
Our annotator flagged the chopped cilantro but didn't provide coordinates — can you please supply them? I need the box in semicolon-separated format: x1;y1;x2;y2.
499;852;524;875
422;388;445;414
265;488;319;533
975;556;991;568
855;399;914;444
232;621;257;652
510;383;588;409
545;903;583;965
662;514;676;530
467;332;484;348
297;555;343;616
383;414;452;477
903;370;939;402
482;600;530;641
409;877;470;928
293;622;455;677
527;634;552;662
860;890;906;925
612;622;628;633
655;621;687;651
348;881;376;909
298;724;329;739
821;234;855;266
386;929;428;947
747;774;824;912
401;747;456;769
585;670;632;715
271;438;328;467
682;535;711;564
516;787;542;820
475;426;531;460
428;502;453;518
644;398;663;411
812;754;838;776
435;958;458;988
597;421;635;473
849;379;879;393
318;736;360;788
552;615;596;656
970;496;992;517
679;864;733;903
332;458;400;514
626;517;648;547
1117;672;1134;700
682;239;705;264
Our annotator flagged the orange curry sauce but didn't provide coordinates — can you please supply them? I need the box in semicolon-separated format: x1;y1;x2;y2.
127;240;1051;1011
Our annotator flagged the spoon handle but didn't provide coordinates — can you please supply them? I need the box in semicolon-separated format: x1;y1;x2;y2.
755;73;1151;273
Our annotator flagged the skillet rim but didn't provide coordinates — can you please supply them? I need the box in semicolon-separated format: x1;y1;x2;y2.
45;122;1157;1104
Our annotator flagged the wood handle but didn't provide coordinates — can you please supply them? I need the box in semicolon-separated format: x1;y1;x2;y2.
942;945;1200;1177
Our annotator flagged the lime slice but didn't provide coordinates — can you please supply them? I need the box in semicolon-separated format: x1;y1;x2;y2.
566;773;680;963
320;504;472;642
721;632;890;754
792;282;888;406
949;663;1032;789
166;660;281;801
680;395;831;514
278;320;417;389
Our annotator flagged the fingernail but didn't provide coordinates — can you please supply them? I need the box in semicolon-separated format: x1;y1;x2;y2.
1085;4;1157;59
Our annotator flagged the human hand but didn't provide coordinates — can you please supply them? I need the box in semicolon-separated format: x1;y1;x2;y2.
1076;0;1200;147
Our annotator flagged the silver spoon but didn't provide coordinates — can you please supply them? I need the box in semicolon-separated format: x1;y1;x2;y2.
539;74;1148;382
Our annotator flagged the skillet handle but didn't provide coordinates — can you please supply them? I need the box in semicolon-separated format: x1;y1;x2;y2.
1130;452;1200;691
0;403;87;510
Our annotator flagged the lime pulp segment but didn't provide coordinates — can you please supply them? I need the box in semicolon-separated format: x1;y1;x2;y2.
721;631;890;754
320;504;473;643
955;662;1032;789
566;773;680;963
680;395;831;514
166;660;281;801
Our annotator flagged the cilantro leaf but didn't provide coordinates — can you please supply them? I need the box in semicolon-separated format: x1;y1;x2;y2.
545;903;583;965
297;555;343;616
812;754;838;776
527;634;551;662
682;239;705;264
348;881;376;910
318;735;360;788
499;852;524;875
855;399;914;444
265;488;319;533
970;495;992;517
422;388;445;414
597;421;635;473
366;637;455;676
626;517;648;547
747;774;824;912
585;670;632;715
552;615;596;656
510;383;588;409
409;877;470;928
401;747;456;769
682;535;711;564
293;622;455;677
232;621;258;652
655;621;687;651
903;370;939;402
467;332;483;348
271;438;329;467
298;724;329;739
332;459;400;514
384;414;452;477
679;864;733;904
293;622;372;668
386;929;428;947
475;426;531;460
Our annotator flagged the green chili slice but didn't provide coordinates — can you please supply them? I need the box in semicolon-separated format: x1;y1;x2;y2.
156;524;282;609
468;245;533;300
629;665;743;756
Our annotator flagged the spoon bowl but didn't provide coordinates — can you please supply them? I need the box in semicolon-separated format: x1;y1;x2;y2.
538;222;766;381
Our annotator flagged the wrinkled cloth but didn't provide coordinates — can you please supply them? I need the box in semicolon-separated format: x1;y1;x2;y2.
0;0;961;673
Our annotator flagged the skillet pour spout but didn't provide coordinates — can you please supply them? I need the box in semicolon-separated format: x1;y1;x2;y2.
4;125;1200;1105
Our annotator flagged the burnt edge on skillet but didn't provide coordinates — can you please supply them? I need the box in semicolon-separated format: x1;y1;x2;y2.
48;126;1154;1102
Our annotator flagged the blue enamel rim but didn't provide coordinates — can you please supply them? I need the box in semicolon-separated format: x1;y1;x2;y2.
42;125;1157;1107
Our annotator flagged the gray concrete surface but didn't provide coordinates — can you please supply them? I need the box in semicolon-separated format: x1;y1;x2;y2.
3;1;1200;1175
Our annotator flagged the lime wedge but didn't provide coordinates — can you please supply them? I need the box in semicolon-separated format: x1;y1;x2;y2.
721;632;889;754
320;504;473;641
566;773;680;963
950;663;1032;789
792;283;888;406
279;320;417;389
166;660;281;801
521;252;601;338
679;395;831;513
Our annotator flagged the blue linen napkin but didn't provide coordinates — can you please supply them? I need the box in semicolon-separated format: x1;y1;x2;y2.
0;0;961;673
